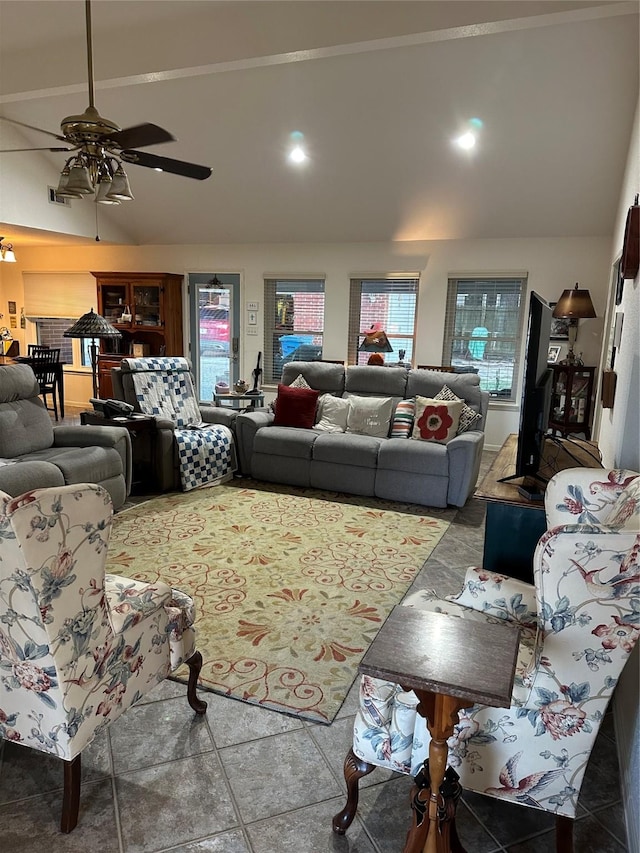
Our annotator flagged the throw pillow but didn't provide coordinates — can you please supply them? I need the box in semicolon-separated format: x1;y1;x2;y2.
390;398;416;438
273;384;320;428
314;394;350;433
346;395;395;438
412;396;463;444
435;384;482;433
289;373;311;389
270;372;312;414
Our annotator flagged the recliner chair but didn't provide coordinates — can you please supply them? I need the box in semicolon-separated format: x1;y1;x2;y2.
111;356;239;491
333;467;640;852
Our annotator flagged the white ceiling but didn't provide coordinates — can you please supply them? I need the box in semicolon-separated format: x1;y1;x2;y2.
0;0;637;247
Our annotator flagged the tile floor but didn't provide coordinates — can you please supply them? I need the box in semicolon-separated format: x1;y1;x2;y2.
0;419;630;852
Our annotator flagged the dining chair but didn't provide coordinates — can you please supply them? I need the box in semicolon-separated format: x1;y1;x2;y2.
27;343;50;355
29;346;61;420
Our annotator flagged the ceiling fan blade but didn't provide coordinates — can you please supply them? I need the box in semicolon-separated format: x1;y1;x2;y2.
0;147;71;153
107;123;176;150
121;149;212;180
0;115;68;143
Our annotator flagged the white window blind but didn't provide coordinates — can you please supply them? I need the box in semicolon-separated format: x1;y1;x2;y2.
264;278;325;382
348;278;418;365
23;272;95;318
442;277;526;401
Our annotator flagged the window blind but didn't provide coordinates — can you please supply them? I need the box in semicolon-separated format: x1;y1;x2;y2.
263;278;325;382
348;277;418;365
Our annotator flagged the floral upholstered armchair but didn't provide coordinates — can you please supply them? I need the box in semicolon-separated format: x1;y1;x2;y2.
0;484;207;832
333;468;640;852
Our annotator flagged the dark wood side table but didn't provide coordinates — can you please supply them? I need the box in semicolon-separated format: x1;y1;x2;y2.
359;606;520;853
475;434;546;582
80;411;156;492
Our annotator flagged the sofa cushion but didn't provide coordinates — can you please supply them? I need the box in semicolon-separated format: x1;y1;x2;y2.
345;395;395;437
21;446;124;484
435;385;483;433
281;361;345;394
313;394;350;433
378;437;449;477
313;433;383;467
413;397;463;444
390;398;416;438
345;365;408;398
254;425;318;459
273;384;320;428
407;370;483;411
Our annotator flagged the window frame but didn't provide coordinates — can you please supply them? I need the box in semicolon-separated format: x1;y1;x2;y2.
348;277;419;366
442;276;527;402
263;278;325;383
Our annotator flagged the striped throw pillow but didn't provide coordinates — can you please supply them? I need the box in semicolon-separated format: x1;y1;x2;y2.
390;398;416;438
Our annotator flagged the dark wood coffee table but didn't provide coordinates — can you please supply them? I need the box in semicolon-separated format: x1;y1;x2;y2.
358;606;520;853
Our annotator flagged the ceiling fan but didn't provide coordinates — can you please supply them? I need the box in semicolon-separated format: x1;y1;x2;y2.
0;0;211;204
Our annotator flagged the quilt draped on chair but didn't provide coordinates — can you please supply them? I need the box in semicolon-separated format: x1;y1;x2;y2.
126;356;236;491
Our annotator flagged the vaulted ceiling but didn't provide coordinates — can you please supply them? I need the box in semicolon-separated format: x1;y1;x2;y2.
0;0;637;247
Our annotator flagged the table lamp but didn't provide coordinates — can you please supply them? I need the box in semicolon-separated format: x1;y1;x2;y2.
358;326;394;363
64;308;121;398
552;283;596;365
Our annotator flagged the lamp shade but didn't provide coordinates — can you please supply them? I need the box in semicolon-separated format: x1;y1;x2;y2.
64;309;122;339
358;327;394;353
552;283;596;319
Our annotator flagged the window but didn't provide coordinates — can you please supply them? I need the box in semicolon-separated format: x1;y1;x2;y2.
32;318;74;364
348;278;418;365
442;277;526;401
264;278;325;383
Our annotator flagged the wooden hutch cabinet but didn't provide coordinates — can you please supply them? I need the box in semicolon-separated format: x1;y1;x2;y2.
548;364;595;439
93;272;184;398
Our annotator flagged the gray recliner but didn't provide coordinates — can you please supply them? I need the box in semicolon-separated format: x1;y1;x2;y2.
0;364;131;509
111;359;239;491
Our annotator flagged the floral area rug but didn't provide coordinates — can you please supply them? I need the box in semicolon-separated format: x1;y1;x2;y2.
106;480;450;723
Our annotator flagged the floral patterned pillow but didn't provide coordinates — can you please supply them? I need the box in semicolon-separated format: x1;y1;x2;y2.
412;396;463;444
604;476;640;531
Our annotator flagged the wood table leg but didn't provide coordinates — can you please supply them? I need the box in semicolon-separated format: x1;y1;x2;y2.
403;690;473;853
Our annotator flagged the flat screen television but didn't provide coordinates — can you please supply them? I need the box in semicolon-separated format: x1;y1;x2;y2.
500;291;553;487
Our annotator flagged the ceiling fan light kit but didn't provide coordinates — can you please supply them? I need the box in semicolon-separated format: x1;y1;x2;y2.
0;0;211;210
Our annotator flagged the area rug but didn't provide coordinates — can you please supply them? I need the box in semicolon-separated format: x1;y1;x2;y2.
106;480;450;723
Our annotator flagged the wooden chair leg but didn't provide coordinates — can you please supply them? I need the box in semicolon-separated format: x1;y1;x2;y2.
332;747;376;834
185;650;207;715
556;814;574;853
61;754;81;833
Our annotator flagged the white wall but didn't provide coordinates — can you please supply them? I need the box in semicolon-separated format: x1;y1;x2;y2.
0;235;610;443
597;96;640;853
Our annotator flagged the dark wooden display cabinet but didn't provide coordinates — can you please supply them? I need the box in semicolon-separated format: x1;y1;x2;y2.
93;272;184;397
548;364;595;439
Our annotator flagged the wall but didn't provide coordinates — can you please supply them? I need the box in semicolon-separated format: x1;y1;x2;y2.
0;235;610;441
598;97;640;853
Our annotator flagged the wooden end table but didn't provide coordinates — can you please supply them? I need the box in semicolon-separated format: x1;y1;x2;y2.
214;391;265;409
80;411;157;492
358;606;520;853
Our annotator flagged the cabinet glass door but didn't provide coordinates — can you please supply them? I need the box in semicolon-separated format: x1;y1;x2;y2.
100;284;128;325
132;282;162;328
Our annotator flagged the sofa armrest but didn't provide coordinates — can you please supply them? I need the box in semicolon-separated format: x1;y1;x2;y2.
445;430;485;507
449;566;538;624
235;410;275;475
198;403;238;432
53;425;132;493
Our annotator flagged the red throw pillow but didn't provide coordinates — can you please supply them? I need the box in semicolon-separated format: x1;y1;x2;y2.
273;384;320;428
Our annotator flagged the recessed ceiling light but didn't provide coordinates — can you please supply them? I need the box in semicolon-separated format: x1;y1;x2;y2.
455;132;476;150
288;145;308;164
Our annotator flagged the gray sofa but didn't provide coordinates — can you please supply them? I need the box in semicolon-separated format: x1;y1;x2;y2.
112;360;239;492
0;364;132;509
236;363;490;507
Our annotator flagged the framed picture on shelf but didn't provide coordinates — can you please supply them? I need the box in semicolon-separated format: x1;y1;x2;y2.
549;303;578;341
547;345;561;364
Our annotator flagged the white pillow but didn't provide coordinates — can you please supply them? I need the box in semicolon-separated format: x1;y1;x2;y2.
313;394;350;433
346;396;394;438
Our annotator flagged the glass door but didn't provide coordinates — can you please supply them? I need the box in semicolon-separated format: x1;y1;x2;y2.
189;273;240;400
